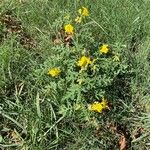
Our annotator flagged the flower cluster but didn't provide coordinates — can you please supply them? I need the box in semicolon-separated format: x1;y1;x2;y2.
75;6;89;23
64;6;89;34
46;6;122;115
78;7;89;17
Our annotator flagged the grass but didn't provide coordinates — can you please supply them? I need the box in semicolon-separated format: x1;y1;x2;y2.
0;0;150;150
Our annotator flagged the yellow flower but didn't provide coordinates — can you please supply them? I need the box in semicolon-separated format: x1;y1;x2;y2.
75;16;82;23
88;102;103;113
77;56;92;68
78;7;89;17
48;68;61;77
88;98;109;113
64;24;74;34
82;7;89;16
100;44;109;54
